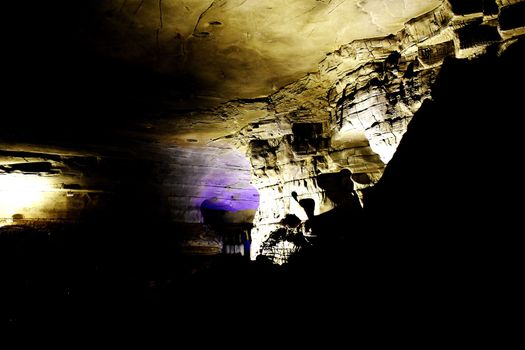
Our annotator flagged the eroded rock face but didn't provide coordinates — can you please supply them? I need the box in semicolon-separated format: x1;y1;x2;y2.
107;0;523;258
217;0;524;257
2;1;524;260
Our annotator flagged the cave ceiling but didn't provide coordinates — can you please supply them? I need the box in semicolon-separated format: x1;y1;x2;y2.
86;0;441;107
2;0;448;161
6;0;520;148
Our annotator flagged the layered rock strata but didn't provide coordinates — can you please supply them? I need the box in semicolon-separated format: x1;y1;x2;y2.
222;0;525;258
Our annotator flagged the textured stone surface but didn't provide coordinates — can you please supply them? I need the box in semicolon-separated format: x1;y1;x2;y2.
1;1;524;258
209;0;525;257
77;0;441;108
0;149;110;223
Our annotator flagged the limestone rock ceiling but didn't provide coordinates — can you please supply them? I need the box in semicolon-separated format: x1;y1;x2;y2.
85;0;441;107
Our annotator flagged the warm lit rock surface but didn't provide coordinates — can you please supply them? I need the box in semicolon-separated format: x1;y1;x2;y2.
83;0;441;108
2;1;524;258
164;0;523;256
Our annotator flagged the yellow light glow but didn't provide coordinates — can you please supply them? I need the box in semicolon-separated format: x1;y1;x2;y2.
0;218;13;228
0;174;52;219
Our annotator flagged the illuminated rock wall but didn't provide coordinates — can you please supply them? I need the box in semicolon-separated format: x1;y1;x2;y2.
0;152;113;225
159;143;259;224
224;0;525;258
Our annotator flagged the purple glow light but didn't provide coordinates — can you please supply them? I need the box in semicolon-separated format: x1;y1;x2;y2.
197;146;259;213
164;144;259;223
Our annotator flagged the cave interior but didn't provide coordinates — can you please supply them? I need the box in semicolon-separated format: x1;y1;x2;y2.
1;0;524;334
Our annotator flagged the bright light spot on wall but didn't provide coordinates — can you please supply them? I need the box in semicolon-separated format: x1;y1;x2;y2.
0;174;52;219
0;218;13;228
368;141;396;164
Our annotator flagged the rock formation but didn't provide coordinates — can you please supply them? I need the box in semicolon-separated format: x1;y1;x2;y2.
1;0;524;261
217;0;525;258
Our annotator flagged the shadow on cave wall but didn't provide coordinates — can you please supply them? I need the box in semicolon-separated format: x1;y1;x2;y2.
365;39;524;232
286;39;525;291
